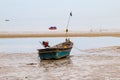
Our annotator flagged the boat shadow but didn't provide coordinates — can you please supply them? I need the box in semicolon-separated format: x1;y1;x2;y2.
39;57;73;72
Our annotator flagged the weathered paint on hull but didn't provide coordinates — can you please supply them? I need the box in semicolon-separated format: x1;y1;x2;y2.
39;49;71;60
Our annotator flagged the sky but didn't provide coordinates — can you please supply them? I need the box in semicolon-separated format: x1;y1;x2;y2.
0;0;120;31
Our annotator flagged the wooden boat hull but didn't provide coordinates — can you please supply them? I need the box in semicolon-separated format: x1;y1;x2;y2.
38;48;72;60
38;41;73;60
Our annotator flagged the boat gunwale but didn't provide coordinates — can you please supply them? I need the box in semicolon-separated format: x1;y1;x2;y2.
38;47;72;54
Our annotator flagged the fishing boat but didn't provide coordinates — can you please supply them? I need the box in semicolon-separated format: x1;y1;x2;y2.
38;39;73;60
37;12;73;60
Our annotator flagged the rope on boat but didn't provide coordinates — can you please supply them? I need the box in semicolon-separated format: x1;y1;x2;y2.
73;46;87;52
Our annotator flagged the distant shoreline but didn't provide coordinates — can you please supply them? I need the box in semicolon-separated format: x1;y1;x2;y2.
0;31;120;38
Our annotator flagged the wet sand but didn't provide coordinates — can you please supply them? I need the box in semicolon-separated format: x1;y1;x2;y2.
1;31;120;38
0;46;120;80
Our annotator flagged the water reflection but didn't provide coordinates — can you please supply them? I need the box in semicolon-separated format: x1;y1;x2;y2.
39;57;72;72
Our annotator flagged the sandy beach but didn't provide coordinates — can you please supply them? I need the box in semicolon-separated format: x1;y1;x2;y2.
0;46;120;80
1;31;120;38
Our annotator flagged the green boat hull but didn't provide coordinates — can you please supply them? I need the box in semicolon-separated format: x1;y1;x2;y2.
39;48;72;60
38;41;73;60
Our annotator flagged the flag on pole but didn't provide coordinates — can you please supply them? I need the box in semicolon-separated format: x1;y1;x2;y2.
70;12;72;16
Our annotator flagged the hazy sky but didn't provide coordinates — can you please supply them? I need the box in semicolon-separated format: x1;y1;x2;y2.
0;0;120;31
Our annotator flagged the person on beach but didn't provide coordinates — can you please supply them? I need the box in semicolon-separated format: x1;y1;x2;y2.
42;41;50;48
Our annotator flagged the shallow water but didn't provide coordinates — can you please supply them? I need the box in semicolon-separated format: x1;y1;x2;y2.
0;37;120;53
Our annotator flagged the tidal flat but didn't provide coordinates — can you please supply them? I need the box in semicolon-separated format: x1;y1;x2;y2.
0;46;120;80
